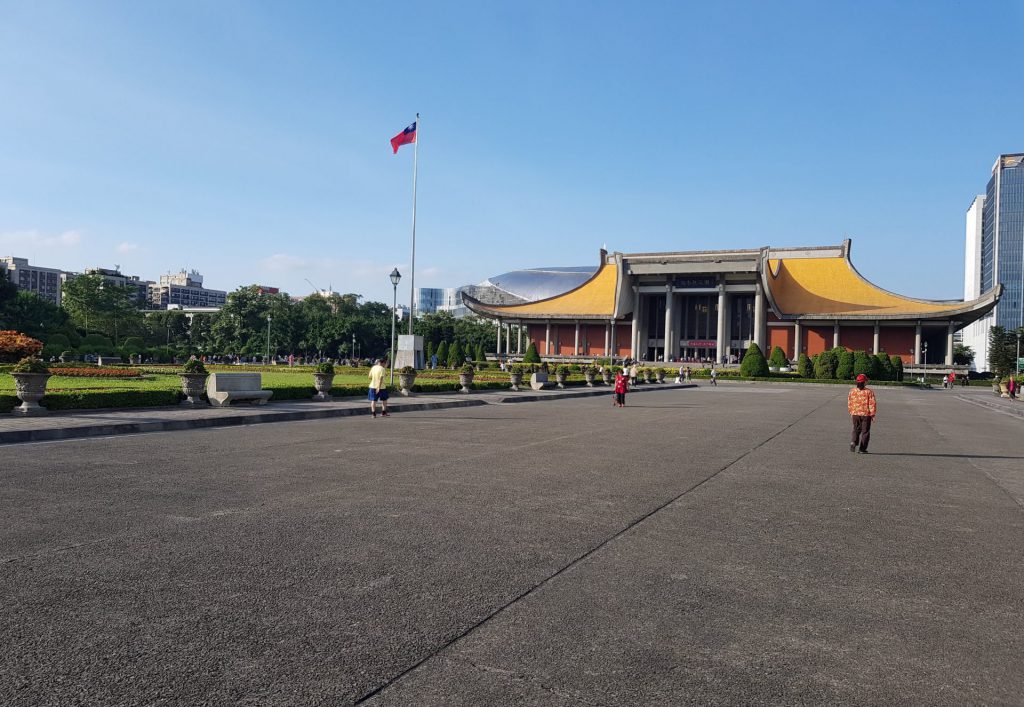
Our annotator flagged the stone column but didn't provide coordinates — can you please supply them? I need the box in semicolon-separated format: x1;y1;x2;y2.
753;282;765;350
610;319;617;359
496;319;502;356
631;287;641;360
604;322;610;356
574;321;580;356
517;323;523;354
545;322;551;356
716;285;727;364
873;322;880;354
833;321;840;349
793;321;802;361
664;284;673;362
945;321;955;365
914;323;922;365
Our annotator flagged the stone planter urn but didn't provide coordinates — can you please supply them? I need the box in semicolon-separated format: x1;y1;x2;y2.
601;370;612;385
642;369;653;384
655;369;666;383
312;373;334;401
11;372;51;416
509;371;523;391
999;381;1009;398
398;372;416;396
179;373;208;407
458;372;475;393
554;372;568;389
584;370;596;387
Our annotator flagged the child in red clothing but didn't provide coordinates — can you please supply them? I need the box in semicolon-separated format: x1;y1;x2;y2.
613;369;628;407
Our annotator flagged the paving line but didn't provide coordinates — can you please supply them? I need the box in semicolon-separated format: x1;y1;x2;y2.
352;388;844;704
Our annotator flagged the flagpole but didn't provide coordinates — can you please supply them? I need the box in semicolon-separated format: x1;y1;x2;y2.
408;112;419;335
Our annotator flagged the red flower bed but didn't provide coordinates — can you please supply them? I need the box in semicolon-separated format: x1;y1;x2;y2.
48;367;142;378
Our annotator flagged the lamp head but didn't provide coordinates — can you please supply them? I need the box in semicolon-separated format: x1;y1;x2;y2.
390;268;402;286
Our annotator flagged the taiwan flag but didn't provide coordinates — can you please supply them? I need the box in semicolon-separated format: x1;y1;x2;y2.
390;121;417;154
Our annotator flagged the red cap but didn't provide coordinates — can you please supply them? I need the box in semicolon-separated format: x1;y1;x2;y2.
856;374;868;382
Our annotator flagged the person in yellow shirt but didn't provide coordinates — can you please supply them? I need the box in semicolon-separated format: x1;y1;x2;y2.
847;373;877;453
368;358;390;418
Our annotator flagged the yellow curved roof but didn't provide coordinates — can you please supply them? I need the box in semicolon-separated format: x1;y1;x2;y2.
464;258;618;318
767;257;956;316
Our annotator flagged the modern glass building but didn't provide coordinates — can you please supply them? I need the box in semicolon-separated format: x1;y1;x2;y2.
963;153;1024;369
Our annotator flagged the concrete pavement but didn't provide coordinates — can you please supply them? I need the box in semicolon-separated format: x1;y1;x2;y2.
1;384;1021;705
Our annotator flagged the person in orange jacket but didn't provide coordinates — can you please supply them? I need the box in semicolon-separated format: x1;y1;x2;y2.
848;373;877;453
613;367;629;408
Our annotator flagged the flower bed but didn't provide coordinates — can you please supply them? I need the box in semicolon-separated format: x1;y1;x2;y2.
46;367;142;378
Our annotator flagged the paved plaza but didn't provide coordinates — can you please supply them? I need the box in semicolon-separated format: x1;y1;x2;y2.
1;384;1022;705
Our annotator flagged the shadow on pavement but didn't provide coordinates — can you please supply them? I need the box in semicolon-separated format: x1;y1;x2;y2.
870;453;1024;460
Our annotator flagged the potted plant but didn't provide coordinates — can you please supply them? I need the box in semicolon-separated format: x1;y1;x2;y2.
601;366;613;385
458;363;475;393
642;367;653;384
655;367;667;383
179;358;209;407
583;365;597;387
398;365;417;396
509;363;525;391
555;364;570;388
313;361;335;401
10;356;51;416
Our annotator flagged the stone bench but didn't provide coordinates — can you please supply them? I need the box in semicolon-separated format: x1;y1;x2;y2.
206;372;273;407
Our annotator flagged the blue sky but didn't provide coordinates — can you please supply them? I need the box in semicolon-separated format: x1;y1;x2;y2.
2;1;1022;305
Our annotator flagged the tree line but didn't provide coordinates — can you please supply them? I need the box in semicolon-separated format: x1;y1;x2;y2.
0;275;504;362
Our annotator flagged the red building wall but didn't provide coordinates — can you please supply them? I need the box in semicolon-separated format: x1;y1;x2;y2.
879;328;915;362
805;326;832;357
839;326;873;353
615;323;631;358
768;326;793;359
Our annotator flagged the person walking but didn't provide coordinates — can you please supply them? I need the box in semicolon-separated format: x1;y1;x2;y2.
368;358;390;418
1009;375;1017;400
709;365;718;386
629;363;638;386
848;373;877;453
613;367;628;407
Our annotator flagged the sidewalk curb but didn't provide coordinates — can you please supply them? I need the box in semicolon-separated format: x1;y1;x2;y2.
0;384;695;445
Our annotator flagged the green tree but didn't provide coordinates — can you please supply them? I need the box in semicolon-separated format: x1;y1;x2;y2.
768;345;788;368
953;343;975;367
987;326;1018;376
61;274;141;342
797;352;813;378
425;340;434;364
740;342;769;377
836;349;855;379
435;340;449;367
447;340;463;368
474;342;485;363
523;341;541;363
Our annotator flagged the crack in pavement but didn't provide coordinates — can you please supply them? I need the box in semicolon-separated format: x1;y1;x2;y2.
353;390;844;704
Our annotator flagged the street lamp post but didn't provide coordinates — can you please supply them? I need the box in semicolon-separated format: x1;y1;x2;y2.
266;314;272;364
1017;331;1021;376
921;341;928;383
389;268;402;387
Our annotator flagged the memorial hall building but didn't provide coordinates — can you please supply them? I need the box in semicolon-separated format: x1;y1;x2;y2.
462;240;1001;367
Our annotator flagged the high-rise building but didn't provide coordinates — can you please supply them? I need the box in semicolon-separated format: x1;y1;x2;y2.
147;270;227;309
85;267;153;307
962;153;1024;369
0;256;68;306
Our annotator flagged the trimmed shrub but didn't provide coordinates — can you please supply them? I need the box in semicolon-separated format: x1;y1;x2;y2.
768;345;788;368
852;350;873;379
876;353;894;381
80;334;115;354
890;354;904;381
435;341;448;367
122;337;145;353
740;343;770;377
46;333;71;349
314;361;335;375
836;349;855;379
523;342;541;363
474;343;485;364
447;341;463;368
425;340;434;363
797;352;813;378
814;349;838;379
